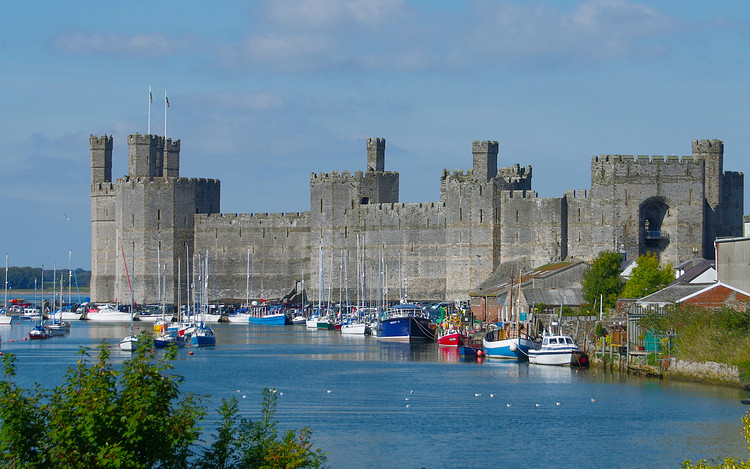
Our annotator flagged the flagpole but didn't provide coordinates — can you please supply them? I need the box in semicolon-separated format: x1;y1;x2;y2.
147;85;152;135
164;89;168;139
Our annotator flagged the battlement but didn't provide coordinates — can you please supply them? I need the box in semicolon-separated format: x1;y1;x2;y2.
500;190;539;200
472;140;499;153
564;189;589;199
311;170;398;181
90;134;113;149
165;138;180;151
91;182;115;193
692;139;723;155
591;154;697;165
127;133;162;145
118;176;220;188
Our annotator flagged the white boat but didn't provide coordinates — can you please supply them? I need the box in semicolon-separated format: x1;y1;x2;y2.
119;335;139;351
291;313;306;325
305;315;319;329
340;322;367;335
528;334;589;367
87;305;134;322
226;312;251;323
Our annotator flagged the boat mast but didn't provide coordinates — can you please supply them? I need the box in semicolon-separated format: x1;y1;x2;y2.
4;254;7;313
246;249;250;308
67;250;72;311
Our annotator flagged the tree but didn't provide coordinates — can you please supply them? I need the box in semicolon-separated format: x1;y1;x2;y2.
582;251;624;311
0;339;327;468
199;388;327;469
622;253;673;299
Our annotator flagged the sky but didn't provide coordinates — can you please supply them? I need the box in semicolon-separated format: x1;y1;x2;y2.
2;0;750;270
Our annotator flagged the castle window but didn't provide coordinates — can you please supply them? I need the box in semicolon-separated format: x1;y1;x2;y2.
578;231;582;242
157;209;161;221
351;200;354;209
479;209;483;223
132;214;135;227
320;199;323;213
515;232;519;242
459;208;463;222
345;226;348;238
286;228;289;238
516;211;519;224
361;197;369;204
577;208;581;223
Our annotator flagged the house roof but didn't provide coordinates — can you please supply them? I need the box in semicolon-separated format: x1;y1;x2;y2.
669;259;715;285
521;287;584;306
679;282;750;307
636;283;710;305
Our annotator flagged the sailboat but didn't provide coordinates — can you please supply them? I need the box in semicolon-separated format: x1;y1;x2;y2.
119;234;139;351
0;255;13;325
59;250;83;321
190;250;216;346
341;241;366;335
45;272;71;336
29;265;51;340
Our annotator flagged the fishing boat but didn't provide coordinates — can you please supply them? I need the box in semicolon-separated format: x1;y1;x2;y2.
482;270;538;360
528;334;589;367
377;303;434;342
482;322;536;360
437;313;467;347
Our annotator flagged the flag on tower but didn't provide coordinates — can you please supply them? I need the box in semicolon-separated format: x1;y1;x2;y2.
149;88;152;103
166;95;170;107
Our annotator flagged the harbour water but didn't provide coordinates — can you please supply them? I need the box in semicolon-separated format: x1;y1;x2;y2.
0;321;747;468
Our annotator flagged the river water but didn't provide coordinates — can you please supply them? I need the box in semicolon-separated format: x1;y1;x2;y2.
0;321;747;468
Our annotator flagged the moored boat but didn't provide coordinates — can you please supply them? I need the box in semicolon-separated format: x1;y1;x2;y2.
87;305;135;322
28;325;51;340
528;334;589;367
482;322;537;360
377;303;434;342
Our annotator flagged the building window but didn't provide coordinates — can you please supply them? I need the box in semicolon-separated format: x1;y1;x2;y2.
459;208;463;222
515;210;519;223
479;209;483;223
157;209;161;221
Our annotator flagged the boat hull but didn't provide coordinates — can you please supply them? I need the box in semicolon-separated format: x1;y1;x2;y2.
119;336;139;351
529;349;589;367
482;336;535;360
248;313;287;325
190;333;216;346
87;311;135;322
377;316;434;342
341;323;367;335
438;332;467;347
226;314;251;324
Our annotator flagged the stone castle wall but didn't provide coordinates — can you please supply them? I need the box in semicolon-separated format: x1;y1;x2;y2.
90;133;744;305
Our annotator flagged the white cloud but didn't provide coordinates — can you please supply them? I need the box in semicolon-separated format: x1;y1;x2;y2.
53;32;190;57
219;0;682;73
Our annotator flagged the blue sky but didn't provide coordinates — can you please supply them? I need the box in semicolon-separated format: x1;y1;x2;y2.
2;0;750;270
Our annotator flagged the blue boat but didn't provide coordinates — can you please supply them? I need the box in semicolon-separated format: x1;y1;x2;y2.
482;322;536;360
377;303;434;342
190;323;216;346
247;305;288;325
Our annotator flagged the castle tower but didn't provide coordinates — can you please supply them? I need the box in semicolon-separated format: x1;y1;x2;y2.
164;138;180;178
90;135;113;183
90;135;116;302
367;138;385;172
693;139;723;210
127;134;163;178
472;140;498;182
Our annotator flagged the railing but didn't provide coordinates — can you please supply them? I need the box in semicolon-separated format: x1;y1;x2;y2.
645;230;669;240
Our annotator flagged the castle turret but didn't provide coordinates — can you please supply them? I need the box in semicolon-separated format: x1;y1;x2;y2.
692;139;723;209
367;137;385;172
127;134;163;178
90;135;113;184
472;140;498;182
164;138;180;178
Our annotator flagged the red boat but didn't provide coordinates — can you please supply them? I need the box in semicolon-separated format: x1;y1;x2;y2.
438;330;467;347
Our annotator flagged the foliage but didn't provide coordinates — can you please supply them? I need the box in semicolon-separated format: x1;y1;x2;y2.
682;409;750;468
640;304;750;379
0;340;326;468
0;266;91;290
582;251;624;311
621;253;673;299
198;388;327;469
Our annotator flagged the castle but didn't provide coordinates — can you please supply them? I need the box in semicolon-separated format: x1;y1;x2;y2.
90;133;743;306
